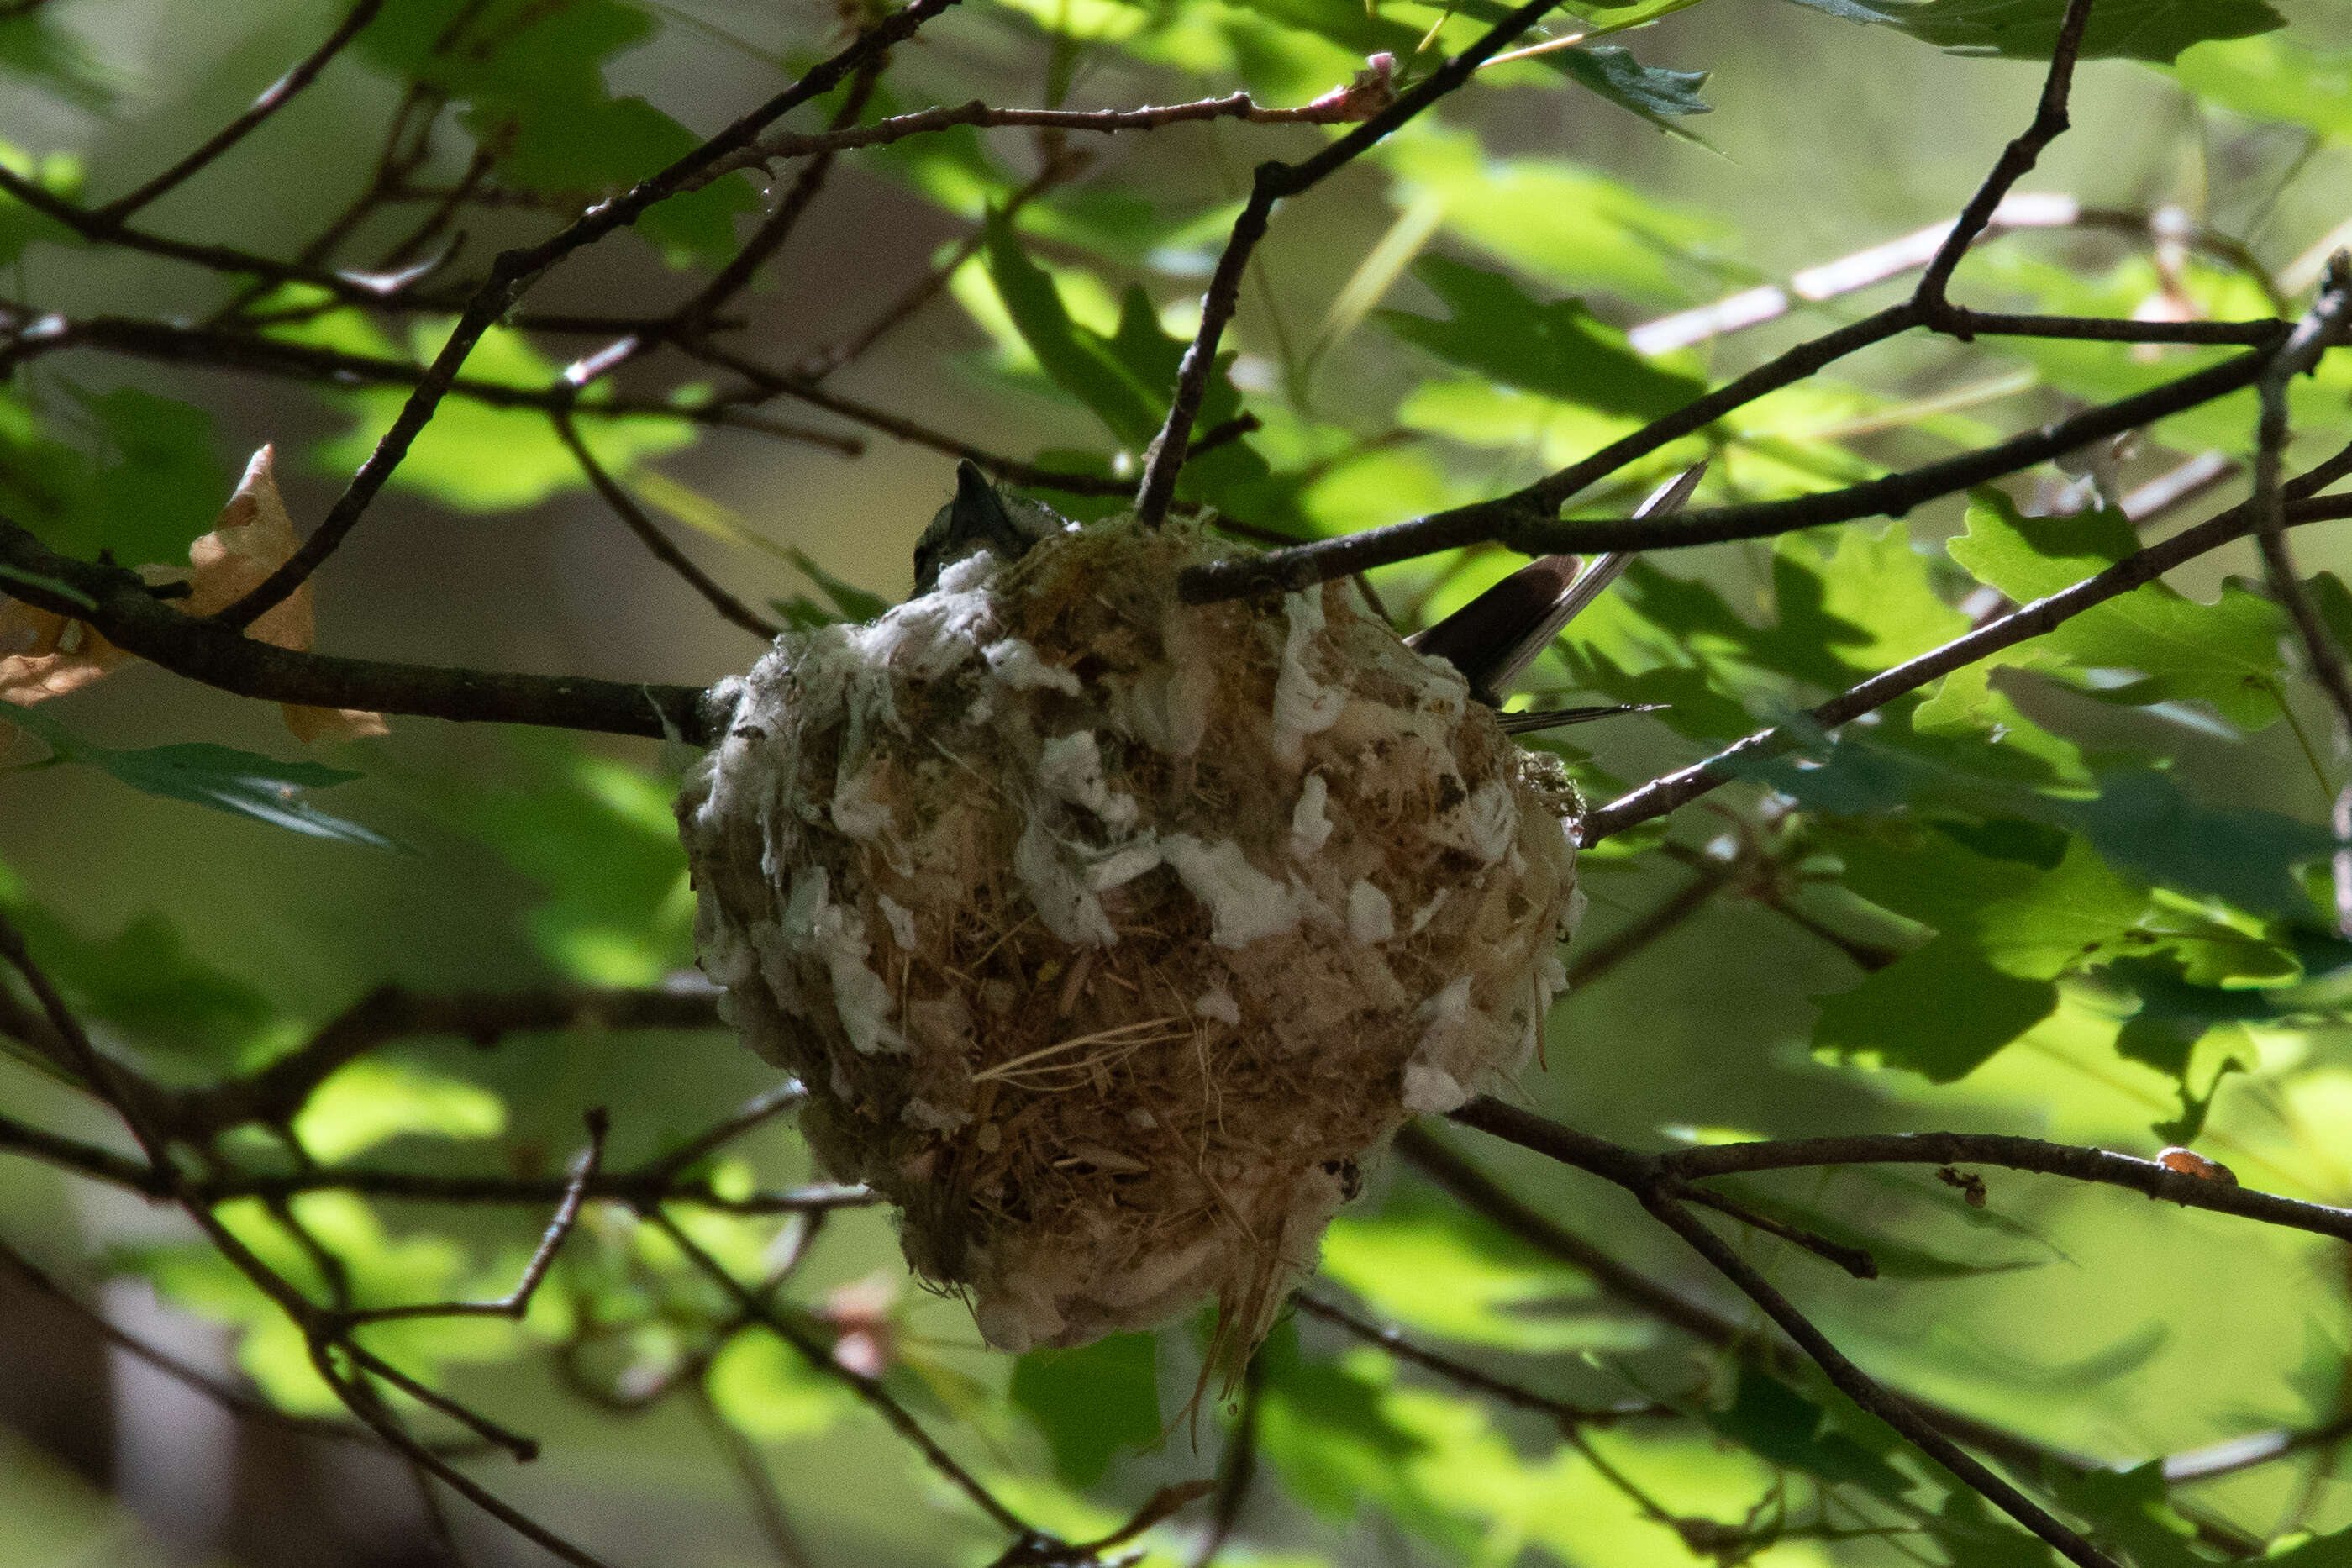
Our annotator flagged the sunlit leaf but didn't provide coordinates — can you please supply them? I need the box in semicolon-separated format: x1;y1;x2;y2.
430;738;695;983
292;1060;508;1163
1950;490;2287;728
2174;34;2352;138
707;1329;855;1442
1381;257;1706;419
1813;934;2059;1080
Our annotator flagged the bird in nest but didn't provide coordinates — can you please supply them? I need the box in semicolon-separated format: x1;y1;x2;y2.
913;458;1705;735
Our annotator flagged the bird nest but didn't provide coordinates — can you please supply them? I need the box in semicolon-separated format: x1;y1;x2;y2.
676;513;1581;1360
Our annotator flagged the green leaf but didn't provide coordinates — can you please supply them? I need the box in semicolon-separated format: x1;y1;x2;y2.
1947;488;2139;599
2100;960;2267;1139
1701;1178;2046;1278
1321;1196;1646;1351
1813;935;2059;1081
2063;767;2333;920
2173;34;2352;139
319;322;693;509
291;1060;507;1163
2046;1462;2204;1568
1381;123;1732;302
1550;45;1713;126
0;387;226;565
1951;491;2287;728
0;11;115;111
1707;1368;1909;1496
784;548;889;624
0;702;403;851
1782;0;2283;64
708;1330;854;1442
0;902;272;1064
1381;256;1705;420
74;387;231;566
98;742;403;850
981;210;1164;450
431;739;695;984
1256;1324;1487;1556
1010;1333;1162;1486
354;0;758;266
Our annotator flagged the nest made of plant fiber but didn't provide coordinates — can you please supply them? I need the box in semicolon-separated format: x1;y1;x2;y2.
677;513;1583;1360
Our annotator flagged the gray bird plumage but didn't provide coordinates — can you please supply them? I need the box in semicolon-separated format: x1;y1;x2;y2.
912;460;1074;593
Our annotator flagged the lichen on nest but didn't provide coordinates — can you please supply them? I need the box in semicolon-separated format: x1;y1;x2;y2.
676;513;1581;1360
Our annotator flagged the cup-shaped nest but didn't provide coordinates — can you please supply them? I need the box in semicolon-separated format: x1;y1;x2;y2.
677;515;1581;1357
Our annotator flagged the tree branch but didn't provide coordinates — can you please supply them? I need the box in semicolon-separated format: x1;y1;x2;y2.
645;1207;1034;1539
1913;0;2097;320
339;1109;608;1325
1435;1098;2126;1564
1451;1098;2352;1263
1643;1195;2119;1568
207;0;968;631
1294;1292;1671;1431
0;518;714;740
1580;463;2352;841
713;77;1406;177
1186;1352;1263;1568
1182;339;2283;597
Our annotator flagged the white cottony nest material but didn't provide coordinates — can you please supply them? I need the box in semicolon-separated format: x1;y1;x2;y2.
677;515;1581;1360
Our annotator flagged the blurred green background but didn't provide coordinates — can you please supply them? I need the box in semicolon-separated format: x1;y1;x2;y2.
8;0;2352;1563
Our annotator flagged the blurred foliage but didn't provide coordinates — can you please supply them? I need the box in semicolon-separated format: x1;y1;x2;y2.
9;0;2352;1565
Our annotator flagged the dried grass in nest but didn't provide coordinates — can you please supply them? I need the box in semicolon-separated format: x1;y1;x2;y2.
678;514;1581;1364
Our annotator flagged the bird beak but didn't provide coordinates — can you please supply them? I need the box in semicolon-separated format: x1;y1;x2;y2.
1406;461;1707;706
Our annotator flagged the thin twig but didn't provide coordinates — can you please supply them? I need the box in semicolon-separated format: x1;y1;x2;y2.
1452;1100;2352;1256
341;1110;609;1324
1432;1097;2118;1563
638;1083;809;1185
97;0;387;219
2246;259;2352;933
675;61;887;333
1397;1127;2267;1557
645;1208;1033;1538
0;913;172;1173
1913;0;2098;321
1565;867;1726;988
1181;339;2283;597
1632;197;2284;355
714;80;1402;176
553;413;783;639
795;151;1085;380
0;1233;392;1450
310;1341;618;1568
695;1384;818;1568
3;922;615;1565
